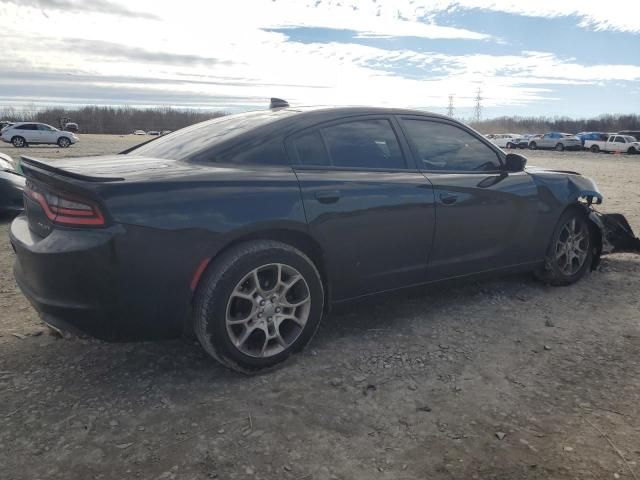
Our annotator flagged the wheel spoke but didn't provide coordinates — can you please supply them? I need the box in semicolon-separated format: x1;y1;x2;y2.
225;262;312;359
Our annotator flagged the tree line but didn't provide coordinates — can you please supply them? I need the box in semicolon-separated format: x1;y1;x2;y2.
0;106;227;135
469;114;640;134
1;106;639;135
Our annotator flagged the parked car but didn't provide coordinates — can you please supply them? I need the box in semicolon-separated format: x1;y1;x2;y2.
64;122;79;133
516;134;539;149
9;102;640;372
576;132;608;148
487;133;521;149
133;130;146;135
0;152;25;214
617;130;640;141
1;122;78;148
161;130;172;136
148;131;160;136
1;120;14;132
528;132;582;151
585;134;640;154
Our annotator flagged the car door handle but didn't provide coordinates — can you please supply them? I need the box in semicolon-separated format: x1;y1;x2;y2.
439;193;458;205
315;190;341;204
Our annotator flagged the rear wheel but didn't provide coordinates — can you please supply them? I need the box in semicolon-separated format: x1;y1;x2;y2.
555;143;565;152
535;208;593;286
57;137;71;148
193;240;324;373
11;136;26;148
506;142;514;149
529;141;537;150
590;145;600;153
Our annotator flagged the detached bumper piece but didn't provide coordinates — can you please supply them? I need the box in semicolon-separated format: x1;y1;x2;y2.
590;211;640;254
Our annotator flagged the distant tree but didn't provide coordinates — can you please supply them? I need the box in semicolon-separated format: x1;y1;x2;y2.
469;114;640;134
0;105;228;134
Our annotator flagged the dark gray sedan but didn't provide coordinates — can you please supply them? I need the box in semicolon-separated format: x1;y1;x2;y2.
9;101;640;372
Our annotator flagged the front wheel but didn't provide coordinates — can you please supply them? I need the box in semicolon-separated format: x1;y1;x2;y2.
535;208;593;286
555;143;565;152
57;137;71;148
628;147;637;155
193;240;324;373
506;142;514;149
529;142;537;150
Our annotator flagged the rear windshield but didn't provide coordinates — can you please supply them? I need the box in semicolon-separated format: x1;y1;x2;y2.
129;109;295;160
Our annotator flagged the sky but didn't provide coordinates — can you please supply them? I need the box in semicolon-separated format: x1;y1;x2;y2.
0;0;639;119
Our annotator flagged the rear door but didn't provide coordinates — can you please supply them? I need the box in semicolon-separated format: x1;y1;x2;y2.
288;116;436;300
16;124;40;143
398;116;540;280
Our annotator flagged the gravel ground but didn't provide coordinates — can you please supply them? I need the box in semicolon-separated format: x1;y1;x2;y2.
1;138;639;480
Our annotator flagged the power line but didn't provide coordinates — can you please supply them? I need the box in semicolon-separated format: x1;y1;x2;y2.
473;86;483;122
447;94;455;118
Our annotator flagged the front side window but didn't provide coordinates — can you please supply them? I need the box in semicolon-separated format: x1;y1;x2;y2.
614;136;624;143
38;124;55;131
401;119;501;172
321;119;405;169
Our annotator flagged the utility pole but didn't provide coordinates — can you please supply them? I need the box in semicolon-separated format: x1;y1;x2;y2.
447;94;455;118
473;86;483;122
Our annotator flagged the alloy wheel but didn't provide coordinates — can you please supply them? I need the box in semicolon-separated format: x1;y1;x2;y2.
554;218;589;275
225;263;311;358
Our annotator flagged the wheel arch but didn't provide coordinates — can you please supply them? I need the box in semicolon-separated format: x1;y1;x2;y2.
190;227;331;308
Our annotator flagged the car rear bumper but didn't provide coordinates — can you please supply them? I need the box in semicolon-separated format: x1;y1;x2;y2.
9;215;194;341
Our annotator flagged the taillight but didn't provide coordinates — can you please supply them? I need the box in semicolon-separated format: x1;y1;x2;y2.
24;180;105;227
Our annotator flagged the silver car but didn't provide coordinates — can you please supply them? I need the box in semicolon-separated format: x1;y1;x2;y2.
528;132;581;151
1;122;78;148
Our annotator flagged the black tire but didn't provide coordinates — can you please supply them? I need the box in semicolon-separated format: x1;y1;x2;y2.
57;137;71;148
11;136;26;148
628;147;637;155
590;145;600;153
555;143;564;152
506;142;514;149
529;141;537;150
193;240;325;373
534;208;594;286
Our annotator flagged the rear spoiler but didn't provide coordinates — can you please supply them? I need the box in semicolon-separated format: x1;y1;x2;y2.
20;156;124;182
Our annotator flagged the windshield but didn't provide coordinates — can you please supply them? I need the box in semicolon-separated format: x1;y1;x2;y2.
129;109;296;160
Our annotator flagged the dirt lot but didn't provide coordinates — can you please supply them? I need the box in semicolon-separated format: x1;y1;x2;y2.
1;138;639;480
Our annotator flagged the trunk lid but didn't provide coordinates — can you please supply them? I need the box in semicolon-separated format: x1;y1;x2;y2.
20;154;188;182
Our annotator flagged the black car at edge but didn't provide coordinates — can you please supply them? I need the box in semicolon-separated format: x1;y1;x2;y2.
9;100;640;372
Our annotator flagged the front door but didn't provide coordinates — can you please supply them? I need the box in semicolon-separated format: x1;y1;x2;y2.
398;116;540;280
287;116;436;300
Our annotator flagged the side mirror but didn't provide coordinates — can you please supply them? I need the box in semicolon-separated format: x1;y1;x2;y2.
504;153;527;172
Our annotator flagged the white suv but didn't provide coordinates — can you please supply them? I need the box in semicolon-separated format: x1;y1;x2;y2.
1;122;78;148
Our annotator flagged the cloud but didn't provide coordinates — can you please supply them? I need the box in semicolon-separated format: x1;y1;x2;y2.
55;39;234;67
0;0;158;19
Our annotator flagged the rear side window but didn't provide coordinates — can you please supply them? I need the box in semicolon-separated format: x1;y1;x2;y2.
290;118;406;169
17;124;37;130
293;130;330;166
401;119;501;172
322;119;405;169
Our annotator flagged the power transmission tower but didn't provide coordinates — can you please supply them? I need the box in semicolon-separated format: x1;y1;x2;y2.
473;87;483;122
447;94;455;118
